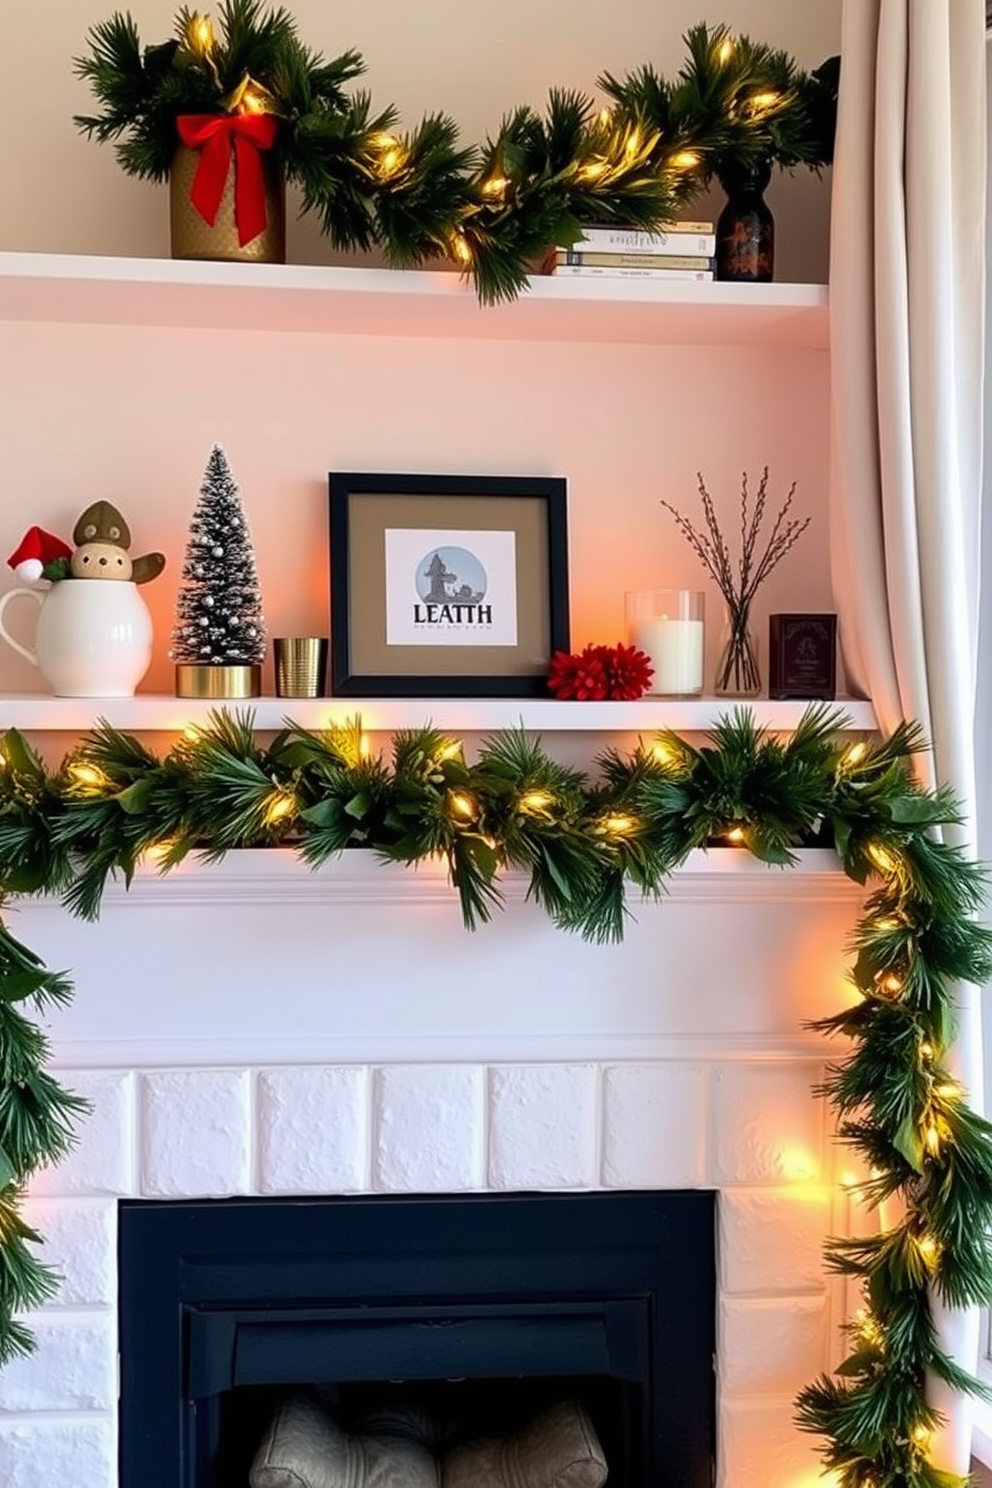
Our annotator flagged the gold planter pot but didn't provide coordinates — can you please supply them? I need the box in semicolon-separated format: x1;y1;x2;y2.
175;664;262;699
169;144;286;264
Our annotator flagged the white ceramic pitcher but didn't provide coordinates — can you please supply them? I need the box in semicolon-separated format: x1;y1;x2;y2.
0;580;153;697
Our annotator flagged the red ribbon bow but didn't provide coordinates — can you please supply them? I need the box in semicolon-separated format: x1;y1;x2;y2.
176;113;279;247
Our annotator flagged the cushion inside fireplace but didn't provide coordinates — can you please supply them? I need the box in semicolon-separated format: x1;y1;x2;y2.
249;1393;436;1487
249;1390;608;1488
440;1396;608;1487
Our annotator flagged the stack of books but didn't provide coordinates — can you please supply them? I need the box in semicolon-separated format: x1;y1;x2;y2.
552;221;716;281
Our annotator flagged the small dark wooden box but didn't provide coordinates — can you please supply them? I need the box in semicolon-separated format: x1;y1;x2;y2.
768;613;837;699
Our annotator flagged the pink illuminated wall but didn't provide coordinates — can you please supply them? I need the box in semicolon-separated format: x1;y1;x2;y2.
0;2;841;698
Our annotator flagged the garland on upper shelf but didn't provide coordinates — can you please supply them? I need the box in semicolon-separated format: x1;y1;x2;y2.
0;705;990;1486
73;6;838;303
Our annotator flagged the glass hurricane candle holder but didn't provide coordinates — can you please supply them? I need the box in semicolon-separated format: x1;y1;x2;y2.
625;589;705;697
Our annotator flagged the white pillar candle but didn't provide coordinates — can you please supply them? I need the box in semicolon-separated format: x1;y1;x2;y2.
633;617;705;695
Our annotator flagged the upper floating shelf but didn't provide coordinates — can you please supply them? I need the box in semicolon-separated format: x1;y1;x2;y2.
0;253;830;349
0;693;876;735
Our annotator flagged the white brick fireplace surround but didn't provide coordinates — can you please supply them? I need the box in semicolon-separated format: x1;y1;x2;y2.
0;847;865;1488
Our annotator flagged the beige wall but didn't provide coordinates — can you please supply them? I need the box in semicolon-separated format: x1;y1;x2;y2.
1;0;841;279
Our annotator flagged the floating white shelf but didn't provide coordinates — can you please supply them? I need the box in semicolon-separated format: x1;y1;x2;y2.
0;693;876;734
0;254;844;739
0;252;829;348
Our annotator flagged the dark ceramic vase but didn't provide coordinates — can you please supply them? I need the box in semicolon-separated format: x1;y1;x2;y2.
715;159;774;282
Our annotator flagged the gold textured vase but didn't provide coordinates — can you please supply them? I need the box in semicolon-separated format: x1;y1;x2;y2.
175;664;262;699
169;144;286;264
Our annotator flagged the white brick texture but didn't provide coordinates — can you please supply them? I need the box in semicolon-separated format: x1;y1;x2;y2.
29;1071;133;1197
719;1397;823;1488
0;1419;116;1488
0;1314;115;1412
720;1187;832;1295
602;1063;706;1187
711;1064;825;1185
140;1069;250;1196
489;1065;597;1189
258;1066;370;1193
720;1293;829;1395
374;1065;484;1191
16;1053;843;1488
19;1198;116;1307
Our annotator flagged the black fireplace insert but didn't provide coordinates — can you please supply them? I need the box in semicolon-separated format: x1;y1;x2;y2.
118;1189;716;1487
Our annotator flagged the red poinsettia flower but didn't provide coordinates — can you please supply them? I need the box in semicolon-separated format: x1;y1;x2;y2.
597;641;654;700
548;642;654;701
547;645;609;700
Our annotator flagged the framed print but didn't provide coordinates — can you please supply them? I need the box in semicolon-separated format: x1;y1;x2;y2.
328;472;569;696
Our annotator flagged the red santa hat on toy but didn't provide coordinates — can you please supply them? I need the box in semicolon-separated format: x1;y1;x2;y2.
6;527;73;583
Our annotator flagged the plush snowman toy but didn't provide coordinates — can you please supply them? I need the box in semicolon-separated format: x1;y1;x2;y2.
69;501;165;585
7;504;165;586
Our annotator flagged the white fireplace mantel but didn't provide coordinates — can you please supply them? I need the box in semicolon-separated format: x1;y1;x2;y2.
4;817;865;1488
0;691;878;734
18;846;866;1072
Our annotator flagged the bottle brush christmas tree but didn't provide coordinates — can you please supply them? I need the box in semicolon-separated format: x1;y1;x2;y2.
172;444;266;698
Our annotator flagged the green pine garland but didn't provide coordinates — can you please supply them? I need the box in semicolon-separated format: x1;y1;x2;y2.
602;22;840;181
73;8;838;303
1;704;990;1485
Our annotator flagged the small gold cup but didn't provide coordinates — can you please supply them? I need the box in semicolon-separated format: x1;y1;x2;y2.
273;637;328;698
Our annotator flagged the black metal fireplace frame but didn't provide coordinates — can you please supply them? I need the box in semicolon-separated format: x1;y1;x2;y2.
119;1189;716;1487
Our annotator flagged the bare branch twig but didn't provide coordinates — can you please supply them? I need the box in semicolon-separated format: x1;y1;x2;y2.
661;469;809;624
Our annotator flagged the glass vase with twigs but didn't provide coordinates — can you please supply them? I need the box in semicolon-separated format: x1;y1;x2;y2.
661;468;810;697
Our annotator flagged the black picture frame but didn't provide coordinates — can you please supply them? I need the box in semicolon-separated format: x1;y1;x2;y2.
328;472;569;696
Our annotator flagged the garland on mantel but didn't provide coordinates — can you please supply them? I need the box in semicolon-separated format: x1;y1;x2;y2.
1;704;991;1485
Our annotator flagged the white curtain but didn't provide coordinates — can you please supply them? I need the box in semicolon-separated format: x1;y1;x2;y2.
830;0;987;1474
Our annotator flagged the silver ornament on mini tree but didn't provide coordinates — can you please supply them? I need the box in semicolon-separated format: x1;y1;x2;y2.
171;445;266;667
